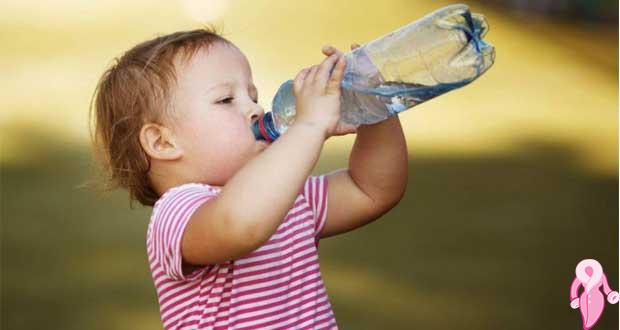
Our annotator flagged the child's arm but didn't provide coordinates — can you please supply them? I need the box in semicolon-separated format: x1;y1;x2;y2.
181;53;348;266
321;115;408;238
318;44;409;238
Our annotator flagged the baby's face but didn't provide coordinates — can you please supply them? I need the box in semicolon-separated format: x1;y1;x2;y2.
170;42;268;186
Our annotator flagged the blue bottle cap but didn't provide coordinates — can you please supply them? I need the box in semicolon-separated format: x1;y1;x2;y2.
251;112;280;142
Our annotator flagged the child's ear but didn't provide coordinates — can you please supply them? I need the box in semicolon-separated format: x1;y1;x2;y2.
139;123;183;160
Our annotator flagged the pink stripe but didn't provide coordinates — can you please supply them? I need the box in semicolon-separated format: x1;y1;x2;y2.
313;177;320;229
158;188;211;258
158;189;203;251
256;220;314;250
234;245;317;281
200;271;321;312
231;279;322;315
169;297;231;327
147;178;336;330
269;305;334;330
164;191;209;252
313;177;321;233
203;290;232;309
160;282;202;314
154;189;205;277
306;176;315;208
268;205;312;234
315;320;338;330
177;319;203;330
236;230;314;269
164;280;231;317
163;277;229;322
241;216;313;260
232;242;317;283
167;196;211;279
168;198;205;275
230;289;329;327
316;176;328;235
231;282;325;319
231;267;320;300
234;298;331;329
160;280;200;304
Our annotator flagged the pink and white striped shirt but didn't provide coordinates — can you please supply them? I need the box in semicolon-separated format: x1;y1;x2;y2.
146;175;338;330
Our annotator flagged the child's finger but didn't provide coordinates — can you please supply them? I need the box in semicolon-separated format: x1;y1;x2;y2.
305;65;320;85
315;53;340;84
321;45;343;57
293;68;311;95
326;55;346;94
351;43;361;50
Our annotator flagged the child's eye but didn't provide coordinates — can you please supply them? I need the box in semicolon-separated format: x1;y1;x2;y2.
217;97;234;104
216;97;259;104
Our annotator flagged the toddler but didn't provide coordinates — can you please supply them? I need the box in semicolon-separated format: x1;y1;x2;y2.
91;26;408;330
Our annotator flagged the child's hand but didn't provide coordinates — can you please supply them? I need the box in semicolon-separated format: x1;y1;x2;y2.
292;45;358;140
320;43;361;138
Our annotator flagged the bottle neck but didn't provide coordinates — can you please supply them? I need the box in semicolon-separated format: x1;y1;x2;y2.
251;112;280;142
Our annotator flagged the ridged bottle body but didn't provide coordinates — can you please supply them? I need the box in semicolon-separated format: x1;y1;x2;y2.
252;4;495;141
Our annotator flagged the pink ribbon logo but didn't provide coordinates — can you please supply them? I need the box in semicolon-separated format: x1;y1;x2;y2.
570;259;618;329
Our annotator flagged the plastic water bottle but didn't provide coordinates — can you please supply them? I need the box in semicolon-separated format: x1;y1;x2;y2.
252;3;495;142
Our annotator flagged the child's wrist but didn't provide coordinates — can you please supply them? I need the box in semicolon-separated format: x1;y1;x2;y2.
293;118;329;140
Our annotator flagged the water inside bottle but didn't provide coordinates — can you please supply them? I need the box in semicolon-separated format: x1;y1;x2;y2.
339;79;471;125
265;4;496;132
339;6;494;125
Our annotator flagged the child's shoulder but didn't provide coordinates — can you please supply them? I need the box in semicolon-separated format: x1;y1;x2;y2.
152;182;221;214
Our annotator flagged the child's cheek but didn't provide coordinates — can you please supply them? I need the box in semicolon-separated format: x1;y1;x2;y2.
202;111;254;157
211;110;253;141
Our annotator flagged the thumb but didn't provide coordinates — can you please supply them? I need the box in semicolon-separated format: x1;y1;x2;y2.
332;122;358;136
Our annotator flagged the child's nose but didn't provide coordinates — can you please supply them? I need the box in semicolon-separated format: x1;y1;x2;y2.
247;104;264;122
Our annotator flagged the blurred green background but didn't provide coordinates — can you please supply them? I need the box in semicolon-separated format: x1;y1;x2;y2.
1;0;618;329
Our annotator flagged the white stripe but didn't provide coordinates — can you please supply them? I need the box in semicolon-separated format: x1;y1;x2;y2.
272;210;313;238
260;300;331;330
158;278;191;296
236;217;311;263
160;283;200;311
163;302;204;328
316;176;324;216
235;229;314;273
235;236;314;266
231;275;323;313
162;276;229;319
232;285;326;321
251;219;313;254
270;210;313;238
157;190;206;278
290;309;333;330
232;264;320;299
234;295;329;329
233;247;317;284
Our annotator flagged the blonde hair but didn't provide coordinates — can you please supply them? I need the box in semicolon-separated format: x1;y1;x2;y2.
89;25;233;207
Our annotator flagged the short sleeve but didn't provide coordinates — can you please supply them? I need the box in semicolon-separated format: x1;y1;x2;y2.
148;183;219;282
301;175;329;241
